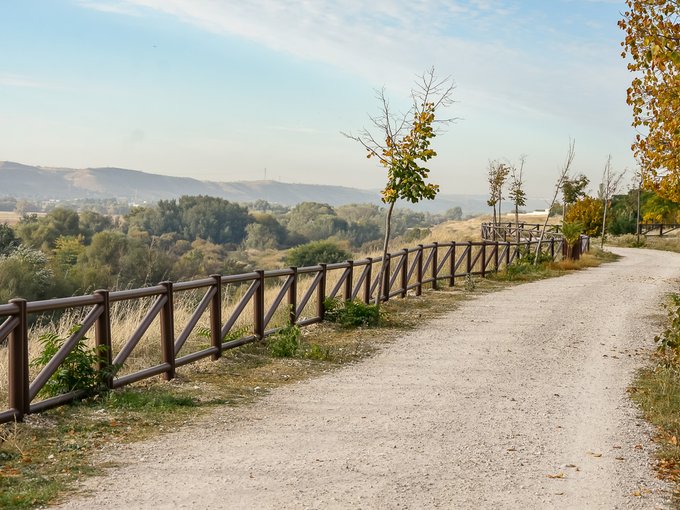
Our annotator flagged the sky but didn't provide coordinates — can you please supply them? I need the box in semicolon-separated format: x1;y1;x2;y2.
0;0;638;201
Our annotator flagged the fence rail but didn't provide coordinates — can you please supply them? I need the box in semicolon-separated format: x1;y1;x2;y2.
0;236;583;424
637;223;680;236
481;222;563;242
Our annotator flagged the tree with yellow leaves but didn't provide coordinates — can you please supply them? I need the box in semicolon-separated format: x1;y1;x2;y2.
619;0;680;203
344;68;455;305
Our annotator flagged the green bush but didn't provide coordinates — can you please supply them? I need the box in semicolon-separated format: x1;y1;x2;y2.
31;326;115;398
324;298;382;327
284;241;352;267
268;324;301;357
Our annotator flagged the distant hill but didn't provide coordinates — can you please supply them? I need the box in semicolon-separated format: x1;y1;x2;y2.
0;161;544;214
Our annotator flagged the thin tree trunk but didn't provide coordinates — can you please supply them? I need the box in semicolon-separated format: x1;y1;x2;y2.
375;201;396;307
535;139;575;264
636;179;641;245
600;199;609;249
515;204;520;245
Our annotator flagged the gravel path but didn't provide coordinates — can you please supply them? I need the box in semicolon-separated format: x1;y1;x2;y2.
56;247;680;509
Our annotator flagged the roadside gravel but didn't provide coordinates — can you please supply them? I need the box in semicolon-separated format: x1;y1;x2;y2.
55;247;680;509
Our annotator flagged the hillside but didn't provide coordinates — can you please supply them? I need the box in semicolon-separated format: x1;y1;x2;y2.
0;161;544;214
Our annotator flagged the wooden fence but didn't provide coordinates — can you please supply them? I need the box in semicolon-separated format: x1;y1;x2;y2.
637;223;680;236
0;236;584;424
481;222;562;242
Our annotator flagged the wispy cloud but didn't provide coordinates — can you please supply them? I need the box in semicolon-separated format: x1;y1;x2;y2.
75;0;626;125
0;73;53;89
75;0;143;16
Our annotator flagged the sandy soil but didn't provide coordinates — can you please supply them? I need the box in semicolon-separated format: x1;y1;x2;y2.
55;247;680;509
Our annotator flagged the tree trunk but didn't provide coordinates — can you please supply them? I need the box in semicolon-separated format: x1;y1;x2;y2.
375;201;396;307
600;199;609;249
515;204;520;245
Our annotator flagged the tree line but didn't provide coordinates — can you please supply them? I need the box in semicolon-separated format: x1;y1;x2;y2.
0;196;464;303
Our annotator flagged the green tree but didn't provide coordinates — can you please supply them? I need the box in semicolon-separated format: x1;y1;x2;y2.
15;207;80;250
562;173;590;221
344;68;454;304
284;202;347;242
487;160;510;230
0;223;19;256
0;245;55;303
619;1;680;202
508;156;527;243
444;206;463;221
243;223;279;250
79;210;113;242
178;196;251;245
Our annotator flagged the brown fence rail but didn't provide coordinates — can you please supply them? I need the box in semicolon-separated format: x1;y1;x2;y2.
637;223;680;236
0;237;584;424
481;222;563;242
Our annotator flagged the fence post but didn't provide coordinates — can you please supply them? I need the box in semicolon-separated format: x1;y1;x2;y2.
94;289;113;389
160;281;175;381
209;274;222;360
416;244;424;296
466;241;472;274
505;241;511;268
288;267;298;325
449;242;456;287
344;260;354;302
494;241;499;272
317;263;327;320
364;258;372;304
432;242;439;290
254;270;265;339
8;298;28;421
550;238;555;260
401;249;408;298
481;242;487;278
382;255;391;302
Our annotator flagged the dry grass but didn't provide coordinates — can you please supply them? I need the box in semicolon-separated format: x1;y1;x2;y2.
606;234;680;254
0;211;47;226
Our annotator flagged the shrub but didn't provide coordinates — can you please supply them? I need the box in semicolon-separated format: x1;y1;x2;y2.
284;241;352;267
30;326;115;398
324;298;382;327
656;294;680;354
268;324;300;357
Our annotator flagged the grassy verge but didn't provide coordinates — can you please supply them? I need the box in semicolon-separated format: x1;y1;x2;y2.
606;234;680;254
630;293;680;506
0;250;613;509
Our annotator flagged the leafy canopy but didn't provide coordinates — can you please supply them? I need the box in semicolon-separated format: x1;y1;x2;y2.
619;0;680;202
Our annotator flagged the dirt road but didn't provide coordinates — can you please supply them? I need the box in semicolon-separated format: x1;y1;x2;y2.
56;247;680;509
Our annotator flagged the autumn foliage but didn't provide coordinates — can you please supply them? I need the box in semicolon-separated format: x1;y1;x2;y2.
619;0;680;203
565;196;604;237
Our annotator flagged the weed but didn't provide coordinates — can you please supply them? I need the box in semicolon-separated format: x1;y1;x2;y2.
324;298;382;327
655;294;680;353
267;324;300;358
302;343;332;361
30;326;116;398
196;324;251;342
464;273;476;292
105;388;197;411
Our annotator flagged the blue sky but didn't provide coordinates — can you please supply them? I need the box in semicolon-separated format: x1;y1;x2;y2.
1;0;635;200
